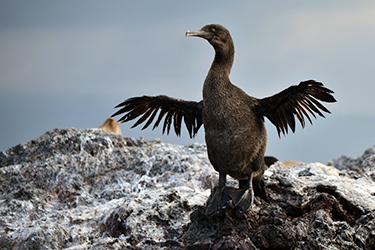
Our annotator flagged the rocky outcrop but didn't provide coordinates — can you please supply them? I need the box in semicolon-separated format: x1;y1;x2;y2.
0;128;374;249
328;146;375;180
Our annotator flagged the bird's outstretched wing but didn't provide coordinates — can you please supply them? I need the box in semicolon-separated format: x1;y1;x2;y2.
257;80;336;137
112;95;203;138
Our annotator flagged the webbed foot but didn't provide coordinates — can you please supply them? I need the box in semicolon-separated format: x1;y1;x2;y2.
205;186;231;215
226;172;254;212
205;172;231;215
205;172;257;214
225;186;254;212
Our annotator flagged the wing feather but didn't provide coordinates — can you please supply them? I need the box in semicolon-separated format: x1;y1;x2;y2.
112;95;203;138
141;108;159;130
258;80;336;137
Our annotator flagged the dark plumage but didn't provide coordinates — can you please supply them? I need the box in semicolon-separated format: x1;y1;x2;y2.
112;24;336;214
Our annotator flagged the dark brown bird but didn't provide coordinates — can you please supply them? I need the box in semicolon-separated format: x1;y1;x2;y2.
112;24;336;214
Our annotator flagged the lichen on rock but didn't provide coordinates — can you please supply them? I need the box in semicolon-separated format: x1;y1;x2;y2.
0;128;375;249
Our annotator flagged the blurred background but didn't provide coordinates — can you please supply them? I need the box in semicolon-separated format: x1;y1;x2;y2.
1;1;374;163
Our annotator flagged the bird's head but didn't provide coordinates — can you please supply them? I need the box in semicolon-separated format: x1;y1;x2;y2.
186;24;234;57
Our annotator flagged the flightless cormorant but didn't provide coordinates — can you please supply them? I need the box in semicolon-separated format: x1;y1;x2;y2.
112;24;336;214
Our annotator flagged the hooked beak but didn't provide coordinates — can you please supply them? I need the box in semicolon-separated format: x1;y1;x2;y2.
185;29;214;41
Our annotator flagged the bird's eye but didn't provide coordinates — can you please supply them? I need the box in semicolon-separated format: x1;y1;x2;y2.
210;27;215;32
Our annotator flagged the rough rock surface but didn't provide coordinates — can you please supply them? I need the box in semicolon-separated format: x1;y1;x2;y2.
0;128;374;249
328;146;375;181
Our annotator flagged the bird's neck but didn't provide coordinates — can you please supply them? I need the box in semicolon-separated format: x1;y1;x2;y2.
207;47;234;81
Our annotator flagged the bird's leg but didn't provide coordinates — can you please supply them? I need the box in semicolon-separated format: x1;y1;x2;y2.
226;172;254;212
205;172;230;215
218;172;226;189
241;177;269;202
254;179;269;202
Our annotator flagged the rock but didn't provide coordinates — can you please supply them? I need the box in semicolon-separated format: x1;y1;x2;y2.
0;128;375;249
182;162;375;249
329;146;375;181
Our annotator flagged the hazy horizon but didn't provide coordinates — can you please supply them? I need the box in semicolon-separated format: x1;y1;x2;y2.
1;1;374;164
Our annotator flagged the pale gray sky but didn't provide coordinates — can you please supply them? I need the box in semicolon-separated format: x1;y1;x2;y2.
1;1;375;163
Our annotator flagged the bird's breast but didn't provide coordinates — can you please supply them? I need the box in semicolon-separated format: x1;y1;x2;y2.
202;82;267;177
